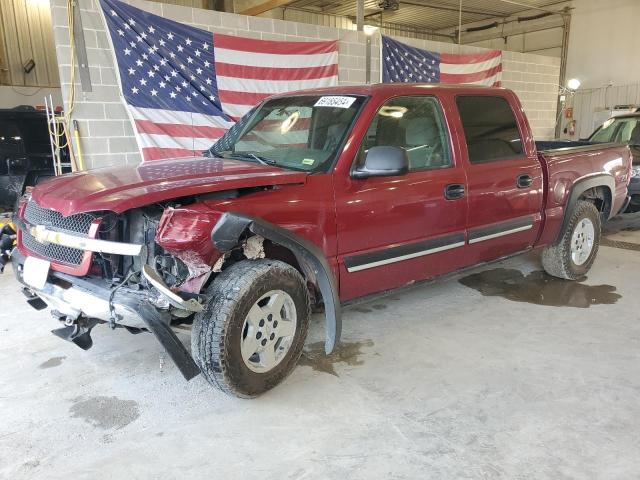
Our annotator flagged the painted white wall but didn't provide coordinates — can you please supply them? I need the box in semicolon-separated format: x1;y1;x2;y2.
566;0;640;89
0;86;62;109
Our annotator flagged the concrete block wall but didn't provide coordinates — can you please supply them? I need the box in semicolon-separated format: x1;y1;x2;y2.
501;51;561;141
50;0;559;169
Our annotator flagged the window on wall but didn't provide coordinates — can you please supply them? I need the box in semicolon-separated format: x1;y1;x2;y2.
456;96;524;164
358;96;452;171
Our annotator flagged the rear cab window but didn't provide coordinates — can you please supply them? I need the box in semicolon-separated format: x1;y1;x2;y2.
456;95;524;164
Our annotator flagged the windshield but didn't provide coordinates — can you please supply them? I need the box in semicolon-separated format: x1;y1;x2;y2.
590;116;640;144
205;95;366;172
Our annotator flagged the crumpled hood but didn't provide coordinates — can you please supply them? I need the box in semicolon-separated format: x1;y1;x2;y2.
30;156;308;216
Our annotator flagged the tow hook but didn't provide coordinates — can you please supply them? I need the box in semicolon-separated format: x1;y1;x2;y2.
50;311;100;350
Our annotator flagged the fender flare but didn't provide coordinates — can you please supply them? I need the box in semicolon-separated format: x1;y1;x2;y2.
211;212;341;354
558;173;615;241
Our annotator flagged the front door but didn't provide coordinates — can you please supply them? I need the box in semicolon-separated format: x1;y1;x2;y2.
454;93;544;263
334;95;469;301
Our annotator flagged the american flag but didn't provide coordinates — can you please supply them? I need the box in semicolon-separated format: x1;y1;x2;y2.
382;35;501;87
100;0;338;161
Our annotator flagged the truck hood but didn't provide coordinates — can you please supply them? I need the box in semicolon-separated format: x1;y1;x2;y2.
31;156;308;216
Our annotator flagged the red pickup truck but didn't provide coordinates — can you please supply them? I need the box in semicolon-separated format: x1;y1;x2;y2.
11;84;632;397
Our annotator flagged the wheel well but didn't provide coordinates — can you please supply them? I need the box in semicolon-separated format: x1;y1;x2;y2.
578;186;611;221
264;241;321;307
207;236;321;307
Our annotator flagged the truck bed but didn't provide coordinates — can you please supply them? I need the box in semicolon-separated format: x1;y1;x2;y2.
535;140;617;153
534;141;632;248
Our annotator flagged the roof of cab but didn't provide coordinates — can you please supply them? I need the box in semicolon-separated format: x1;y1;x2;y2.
272;82;509;99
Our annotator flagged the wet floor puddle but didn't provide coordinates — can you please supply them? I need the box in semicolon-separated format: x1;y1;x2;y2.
299;340;374;376
351;304;387;314
459;268;620;308
69;396;140;430
38;356;66;369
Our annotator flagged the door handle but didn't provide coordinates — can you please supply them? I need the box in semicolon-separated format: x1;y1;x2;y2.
516;174;533;188
444;183;465;200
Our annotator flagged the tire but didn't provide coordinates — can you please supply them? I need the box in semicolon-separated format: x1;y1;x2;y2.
192;259;311;398
542;200;601;280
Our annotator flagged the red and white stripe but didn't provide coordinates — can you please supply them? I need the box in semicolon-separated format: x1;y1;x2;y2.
440;50;502;87
214;34;338;120
131;35;338;161
129;107;235;161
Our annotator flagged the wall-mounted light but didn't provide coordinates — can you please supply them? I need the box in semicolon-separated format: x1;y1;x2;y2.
363;25;379;36
566;78;581;91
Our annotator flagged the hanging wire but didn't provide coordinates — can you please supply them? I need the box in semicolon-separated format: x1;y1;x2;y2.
458;0;463;47
46;0;80;173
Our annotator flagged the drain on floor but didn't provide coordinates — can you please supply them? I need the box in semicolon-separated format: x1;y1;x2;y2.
299;340;374;376
458;268;620;308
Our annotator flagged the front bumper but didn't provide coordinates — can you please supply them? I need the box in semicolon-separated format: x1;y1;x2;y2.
12;247;150;330
11;249;200;380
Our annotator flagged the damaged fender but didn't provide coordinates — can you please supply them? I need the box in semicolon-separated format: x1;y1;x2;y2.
211;212;341;354
155;205;223;293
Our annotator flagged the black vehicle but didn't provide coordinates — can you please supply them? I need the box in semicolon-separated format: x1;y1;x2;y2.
0;106;70;212
588;113;640;212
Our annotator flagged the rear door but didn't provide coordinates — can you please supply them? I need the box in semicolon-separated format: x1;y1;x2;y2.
454;93;544;262
334;94;469;301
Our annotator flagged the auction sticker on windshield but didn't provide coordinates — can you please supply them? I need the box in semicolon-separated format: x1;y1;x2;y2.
314;96;357;108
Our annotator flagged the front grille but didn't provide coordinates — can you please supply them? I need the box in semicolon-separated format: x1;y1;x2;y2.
21;200;98;267
24;200;95;236
21;227;85;266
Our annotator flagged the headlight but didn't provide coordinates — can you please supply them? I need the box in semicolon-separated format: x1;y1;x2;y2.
632;165;640;178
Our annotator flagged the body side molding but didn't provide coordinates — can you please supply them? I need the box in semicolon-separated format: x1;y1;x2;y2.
344;232;465;272
468;216;535;244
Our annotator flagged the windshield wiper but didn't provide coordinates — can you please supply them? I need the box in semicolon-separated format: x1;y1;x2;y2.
220;151;278;167
241;152;276;166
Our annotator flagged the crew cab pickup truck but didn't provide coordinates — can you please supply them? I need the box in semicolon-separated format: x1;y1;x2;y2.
11;84;632;397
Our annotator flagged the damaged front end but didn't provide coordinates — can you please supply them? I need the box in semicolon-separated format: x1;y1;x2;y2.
12;198;230;380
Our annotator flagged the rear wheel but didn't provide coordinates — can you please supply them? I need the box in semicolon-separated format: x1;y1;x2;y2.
192;259;310;398
542;200;601;280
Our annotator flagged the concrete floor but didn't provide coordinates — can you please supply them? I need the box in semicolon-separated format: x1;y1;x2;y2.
1;215;640;480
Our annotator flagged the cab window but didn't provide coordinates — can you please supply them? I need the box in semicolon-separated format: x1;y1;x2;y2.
358;96;452;171
456;95;524;164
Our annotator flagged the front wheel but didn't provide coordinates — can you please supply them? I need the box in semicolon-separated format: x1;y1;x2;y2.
542;200;601;280
192;259;311;398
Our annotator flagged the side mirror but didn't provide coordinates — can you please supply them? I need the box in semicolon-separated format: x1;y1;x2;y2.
352;146;409;179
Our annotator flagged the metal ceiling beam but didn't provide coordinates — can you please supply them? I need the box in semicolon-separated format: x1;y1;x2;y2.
398;0;511;18
239;0;298;16
492;0;566;15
